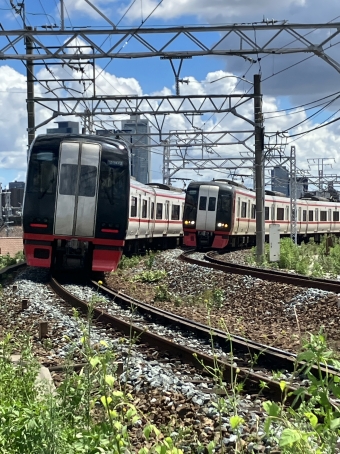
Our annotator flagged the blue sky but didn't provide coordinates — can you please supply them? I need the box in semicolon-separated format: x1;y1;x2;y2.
1;0;340;189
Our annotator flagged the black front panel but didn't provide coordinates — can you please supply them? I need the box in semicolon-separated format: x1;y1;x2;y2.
216;189;233;230
183;184;199;227
23;137;60;234
95;145;130;239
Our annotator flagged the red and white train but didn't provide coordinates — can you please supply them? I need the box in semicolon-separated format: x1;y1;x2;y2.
183;179;340;249
23;134;184;272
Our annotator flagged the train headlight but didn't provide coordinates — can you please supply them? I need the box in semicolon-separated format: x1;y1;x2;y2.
190;221;195;225
217;223;222;227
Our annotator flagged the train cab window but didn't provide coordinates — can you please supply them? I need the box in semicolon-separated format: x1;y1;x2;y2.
251;204;256;219
171;204;180;220
156;203;163;219
142;200;147;218
309;210;314;221
303;210;307;221
241;202;247;218
99;161;126;205
265;206;269;221
27;151;58;197
130;197;137;217
199;196;207;210
151;202;155;219
320;211;327;221
208;197;216;211
277;208;284;221
217;194;231;212
333;211;339;222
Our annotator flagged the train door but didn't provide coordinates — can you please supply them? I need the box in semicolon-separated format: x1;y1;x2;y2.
196;185;219;231
54;142;100;237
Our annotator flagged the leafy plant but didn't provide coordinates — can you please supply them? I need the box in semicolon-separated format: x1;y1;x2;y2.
117;254;142;270
133;269;167;283
154;284;171;301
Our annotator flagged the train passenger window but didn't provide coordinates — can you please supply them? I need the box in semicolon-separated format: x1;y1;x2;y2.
171;205;180;220
79;165;97;197
320;211;327;221
251;204;256;219
199;196;207;210
142;200;147;218
333;211;339;222
156;203;163;219
303;210;307;221
265;207;269;221
277;208;284;221
309;210;314;221
151;202;155;219
59;164;77;195
241;202;247;218
130;197;137;217
208;197;216;211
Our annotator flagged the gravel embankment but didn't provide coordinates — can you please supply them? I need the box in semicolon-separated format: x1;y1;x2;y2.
0;266;283;453
104;249;340;353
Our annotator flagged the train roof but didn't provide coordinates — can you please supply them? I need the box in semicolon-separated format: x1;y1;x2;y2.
187;180;248;191
32;133;130;150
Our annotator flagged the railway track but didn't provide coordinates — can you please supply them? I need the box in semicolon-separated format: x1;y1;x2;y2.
49;271;340;405
181;249;340;293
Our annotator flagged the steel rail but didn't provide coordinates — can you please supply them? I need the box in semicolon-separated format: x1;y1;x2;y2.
182;250;340;293
0;261;26;278
90;278;340;380
49;275;301;404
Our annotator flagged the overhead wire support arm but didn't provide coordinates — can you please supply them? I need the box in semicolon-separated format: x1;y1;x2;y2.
1;23;340;69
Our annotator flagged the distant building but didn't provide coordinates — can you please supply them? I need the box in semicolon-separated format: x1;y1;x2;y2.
120;115;151;184
8;181;25;209
46;121;79;134
271;166;308;198
271;166;289;196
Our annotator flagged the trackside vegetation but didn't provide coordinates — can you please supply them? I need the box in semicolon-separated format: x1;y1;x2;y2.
248;235;340;277
0;250;24;270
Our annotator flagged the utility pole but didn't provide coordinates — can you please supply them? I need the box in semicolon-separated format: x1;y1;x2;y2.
60;0;64;30
254;74;265;262
26;26;35;150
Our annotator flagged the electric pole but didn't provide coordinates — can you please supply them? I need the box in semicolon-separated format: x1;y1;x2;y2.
26;26;35;149
254;74;265;262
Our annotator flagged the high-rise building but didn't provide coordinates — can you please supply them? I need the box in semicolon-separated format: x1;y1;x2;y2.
271;166;289;196
46;121;79;134
271;166;308;198
8;181;25;208
120;115;151;184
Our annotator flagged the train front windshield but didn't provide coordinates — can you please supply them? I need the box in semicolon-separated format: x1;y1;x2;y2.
183;187;199;226
216;190;232;228
26;150;58;197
